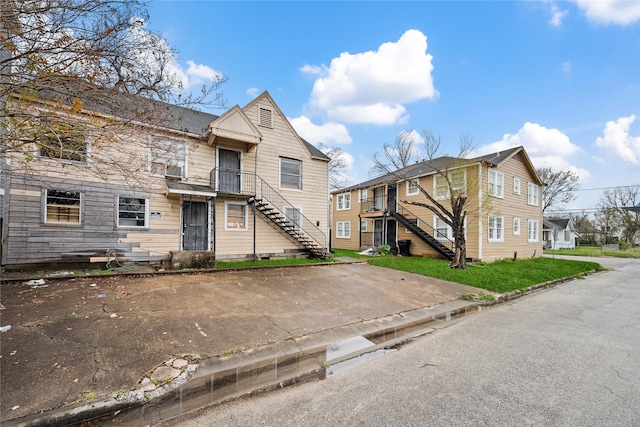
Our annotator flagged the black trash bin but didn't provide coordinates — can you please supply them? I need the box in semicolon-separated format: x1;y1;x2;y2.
398;239;411;256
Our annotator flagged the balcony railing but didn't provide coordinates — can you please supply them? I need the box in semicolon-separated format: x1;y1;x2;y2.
361;199;385;213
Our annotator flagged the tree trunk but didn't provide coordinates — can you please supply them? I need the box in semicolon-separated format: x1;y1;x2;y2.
450;229;467;269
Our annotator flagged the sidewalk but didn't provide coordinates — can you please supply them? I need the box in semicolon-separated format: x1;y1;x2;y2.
0;261;485;425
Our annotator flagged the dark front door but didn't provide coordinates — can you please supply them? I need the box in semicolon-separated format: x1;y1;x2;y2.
374;219;384;246
386;219;397;249
182;201;209;250
387;185;397;213
218;149;241;193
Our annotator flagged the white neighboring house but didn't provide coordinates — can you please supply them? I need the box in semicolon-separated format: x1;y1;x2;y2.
543;218;581;249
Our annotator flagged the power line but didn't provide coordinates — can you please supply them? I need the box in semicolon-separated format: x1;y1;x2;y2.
571;184;639;192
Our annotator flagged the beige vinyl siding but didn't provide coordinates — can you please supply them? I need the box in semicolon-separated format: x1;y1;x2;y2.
331;189;360;250
244;98;329;243
480;155;542;261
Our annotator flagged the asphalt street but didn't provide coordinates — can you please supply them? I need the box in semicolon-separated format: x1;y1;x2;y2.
169;256;640;427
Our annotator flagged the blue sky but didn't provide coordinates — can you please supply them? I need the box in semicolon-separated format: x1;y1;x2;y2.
148;0;640;214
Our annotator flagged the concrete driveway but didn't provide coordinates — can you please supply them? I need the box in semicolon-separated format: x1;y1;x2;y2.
0;262;481;423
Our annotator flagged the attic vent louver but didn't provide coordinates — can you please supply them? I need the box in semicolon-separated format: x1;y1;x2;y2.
259;107;273;128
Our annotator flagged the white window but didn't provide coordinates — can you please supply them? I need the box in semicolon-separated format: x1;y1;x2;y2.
336;193;351;210
336;221;351;238
488;214;504;242
258;107;273;128
360;219;368;232
405;218;419;234
406;179;419;196
45;189;81;224
117;197;149;228
488;169;504;198
528;183;539;206
280;157;302;190
434;216;451;240
514;217;521;235
513;177;521;195
149;136;187;178
284;205;302;230
225;202;248;231
37;119;88;163
564;229;571;241
434;171;466;200
359;189;368;202
528;219;539;242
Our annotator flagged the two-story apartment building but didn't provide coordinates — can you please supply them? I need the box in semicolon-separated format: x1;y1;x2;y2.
332;146;543;262
1;90;330;269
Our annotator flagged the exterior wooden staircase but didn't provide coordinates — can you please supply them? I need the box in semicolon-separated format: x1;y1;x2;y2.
210;168;328;259
251;197;327;258
389;207;456;261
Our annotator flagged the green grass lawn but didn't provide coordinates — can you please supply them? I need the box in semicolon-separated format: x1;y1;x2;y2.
215;257;332;269
332;249;603;293
544;245;640;259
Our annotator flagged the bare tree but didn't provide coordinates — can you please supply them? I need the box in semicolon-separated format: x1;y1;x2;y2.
371;130;475;269
599;186;640;246
318;143;349;190
370;131;421;177
537;167;581;213
1;0;227;180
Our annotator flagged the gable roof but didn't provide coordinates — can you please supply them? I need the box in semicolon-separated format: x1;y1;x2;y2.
333;146;540;194
241;91;330;162
205;105;262;148
22;81;328;159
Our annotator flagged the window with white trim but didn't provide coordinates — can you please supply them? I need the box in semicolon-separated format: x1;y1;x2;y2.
488;214;504;242
434;216;451;240
434;171;466;200
280;157;302;190
37;119;88;163
336;193;351;210
149;136;187;178
225;202;248;231
360;219;368;232
564;229;571;241
488;169;504;198
45;189;81;224
513;177;521;195
284;205;302;230
528;183;539;206
405;218;419;234
528;219;539;242
117;197;148;227
336;221;350;238
359;189;368;202
406;179;419;196
514;217;521;235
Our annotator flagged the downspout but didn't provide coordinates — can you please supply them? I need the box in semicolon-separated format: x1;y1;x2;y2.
253;144;259;262
212;195;216;264
477;162;483;260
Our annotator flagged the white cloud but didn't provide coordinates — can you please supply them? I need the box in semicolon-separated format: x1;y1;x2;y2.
168;60;224;90
548;1;569;26
478;122;581;157
561;61;572;73
476;122;589;180
302;29;437;125
246;87;259;97
594;115;640;165
289;115;352;145
571;0;640;25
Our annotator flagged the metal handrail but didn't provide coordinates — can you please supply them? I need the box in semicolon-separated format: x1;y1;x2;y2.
395;205;455;252
210;168;327;253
